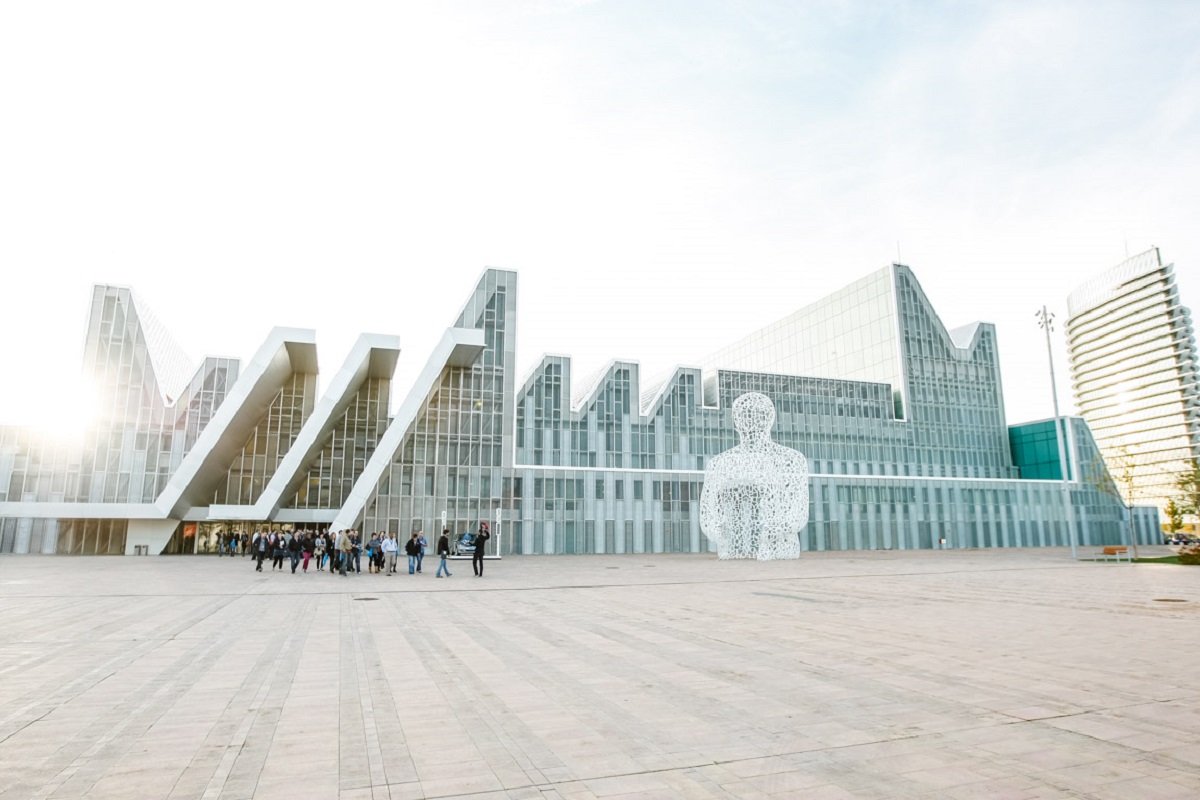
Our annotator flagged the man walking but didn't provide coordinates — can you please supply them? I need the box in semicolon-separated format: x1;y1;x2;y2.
382;532;398;575
416;531;427;573
436;529;452;577
254;529;268;571
288;531;303;573
337;530;352;576
350;531;362;574
472;521;491;577
405;533;420;574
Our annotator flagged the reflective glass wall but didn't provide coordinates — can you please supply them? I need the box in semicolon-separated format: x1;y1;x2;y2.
1067;249;1200;512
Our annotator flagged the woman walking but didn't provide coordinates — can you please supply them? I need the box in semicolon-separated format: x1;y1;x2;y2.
302;531;315;572
272;532;287;571
314;532;326;571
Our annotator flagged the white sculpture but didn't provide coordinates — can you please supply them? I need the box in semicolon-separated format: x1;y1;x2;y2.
699;393;810;559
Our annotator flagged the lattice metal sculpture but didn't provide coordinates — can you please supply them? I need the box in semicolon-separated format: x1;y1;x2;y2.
699;393;810;559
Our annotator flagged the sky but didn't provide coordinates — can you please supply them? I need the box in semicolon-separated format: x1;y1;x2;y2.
1;0;1197;431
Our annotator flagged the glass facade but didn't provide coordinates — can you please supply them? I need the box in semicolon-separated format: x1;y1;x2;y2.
212;372;318;505
0;286;239;554
1009;420;1073;481
704;268;904;416
359;270;516;539
288;377;391;509
0;266;1162;555
1067;248;1200;513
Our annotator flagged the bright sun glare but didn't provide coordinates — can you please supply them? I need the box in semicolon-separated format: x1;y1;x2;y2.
15;375;97;441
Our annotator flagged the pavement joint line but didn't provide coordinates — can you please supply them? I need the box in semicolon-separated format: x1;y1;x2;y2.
24;598;247;800
0;595;233;736
378;595;528;783
0;708;50;748
0;561;1120;601
198;596;317;800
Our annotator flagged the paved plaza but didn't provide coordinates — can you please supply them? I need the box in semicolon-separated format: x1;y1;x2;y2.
1;548;1198;800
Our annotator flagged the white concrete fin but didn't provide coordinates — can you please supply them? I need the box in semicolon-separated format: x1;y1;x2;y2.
329;326;485;532
207;333;401;521
155;327;318;519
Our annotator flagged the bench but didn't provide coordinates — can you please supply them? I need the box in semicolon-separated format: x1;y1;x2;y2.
1097;546;1131;563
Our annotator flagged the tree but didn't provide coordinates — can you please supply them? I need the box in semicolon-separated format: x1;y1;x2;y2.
1174;459;1200;522
1164;498;1184;536
1085;445;1139;558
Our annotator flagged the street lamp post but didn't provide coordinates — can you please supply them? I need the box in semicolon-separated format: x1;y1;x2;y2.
1036;306;1078;559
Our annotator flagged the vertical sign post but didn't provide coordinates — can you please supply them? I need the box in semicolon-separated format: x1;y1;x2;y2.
495;507;502;559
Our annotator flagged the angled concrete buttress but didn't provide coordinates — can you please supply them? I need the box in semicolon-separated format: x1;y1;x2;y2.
329;326;485;533
206;333;401;522
155;328;318;521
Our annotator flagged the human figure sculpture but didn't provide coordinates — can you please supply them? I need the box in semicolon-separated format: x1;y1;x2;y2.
699;392;810;559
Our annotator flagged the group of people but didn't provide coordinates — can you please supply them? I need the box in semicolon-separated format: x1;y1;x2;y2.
215;523;493;577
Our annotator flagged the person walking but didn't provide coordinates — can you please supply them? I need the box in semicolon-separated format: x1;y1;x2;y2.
288;531;303;573
337;530;352;576
381;532;398;575
435;529;452;577
254;529;269;571
301;531;315;572
350;531;362;574
372;533;384;573
405;533;420;574
415;531;427;573
472;521;491;577
272;532;287;571
313;532;326;571
241;531;249;557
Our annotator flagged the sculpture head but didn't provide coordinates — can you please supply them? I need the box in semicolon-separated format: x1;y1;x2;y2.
732;392;775;442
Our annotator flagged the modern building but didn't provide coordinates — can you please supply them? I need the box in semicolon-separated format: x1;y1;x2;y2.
1066;248;1200;514
0;265;1159;556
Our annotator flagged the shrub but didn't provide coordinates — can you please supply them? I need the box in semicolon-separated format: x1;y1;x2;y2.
1179;544;1200;566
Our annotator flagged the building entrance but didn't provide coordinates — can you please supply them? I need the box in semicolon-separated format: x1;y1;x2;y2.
163;521;297;554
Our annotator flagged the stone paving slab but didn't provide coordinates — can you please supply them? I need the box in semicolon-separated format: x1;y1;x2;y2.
0;548;1197;799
